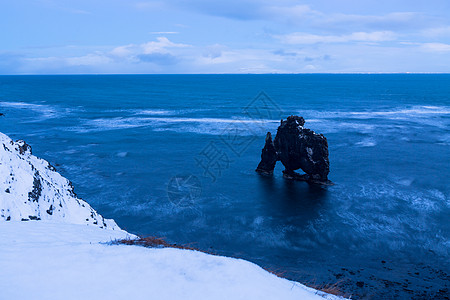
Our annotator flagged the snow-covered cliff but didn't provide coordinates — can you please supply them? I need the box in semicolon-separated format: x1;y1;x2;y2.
0;131;344;300
0;132;118;229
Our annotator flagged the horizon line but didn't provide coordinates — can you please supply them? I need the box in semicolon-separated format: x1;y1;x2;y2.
1;72;450;76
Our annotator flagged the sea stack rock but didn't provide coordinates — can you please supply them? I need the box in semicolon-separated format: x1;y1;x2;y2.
255;132;277;175
256;115;331;185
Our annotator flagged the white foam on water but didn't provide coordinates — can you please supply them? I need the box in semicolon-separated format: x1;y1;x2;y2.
410;195;440;212
0;101;59;119
70;116;279;135
397;178;414;186
135;108;213;115
355;138;377;147
437;133;450;145
298;105;450;121
134;109;173;115
348;106;450;117
116;152;128;158
103;108;212;116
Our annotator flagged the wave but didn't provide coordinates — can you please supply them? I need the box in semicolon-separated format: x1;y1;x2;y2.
134;109;174;116
65;114;429;137
355;138;377;147
0;101;78;121
298;105;450;121
69;116;280;136
103;108;212;116
0;101;59;119
347;106;450;118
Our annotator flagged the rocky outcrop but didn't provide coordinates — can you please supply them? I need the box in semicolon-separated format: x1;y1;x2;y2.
256;116;331;185
255;132;277;175
0;132;119;229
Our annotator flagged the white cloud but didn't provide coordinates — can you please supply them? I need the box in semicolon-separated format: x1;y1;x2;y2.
110;45;134;57
262;4;320;22
322;12;418;28
276;31;397;45
304;64;317;71
108;37;191;63
421;26;450;38
66;53;113;66
202;44;226;59
420;43;450;52
141;37;190;53
65;8;91;15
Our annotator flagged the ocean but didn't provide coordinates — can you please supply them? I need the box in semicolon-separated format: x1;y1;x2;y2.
1;74;449;298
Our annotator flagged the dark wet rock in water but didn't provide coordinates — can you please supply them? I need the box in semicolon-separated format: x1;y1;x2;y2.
256;115;331;185
255;132;277;175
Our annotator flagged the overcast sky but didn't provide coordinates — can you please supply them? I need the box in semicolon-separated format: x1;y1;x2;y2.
2;0;450;74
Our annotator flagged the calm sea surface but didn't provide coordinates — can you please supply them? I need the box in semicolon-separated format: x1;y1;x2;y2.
1;75;449;298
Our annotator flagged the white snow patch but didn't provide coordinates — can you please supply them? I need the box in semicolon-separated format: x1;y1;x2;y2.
0;132;118;229
0;221;342;300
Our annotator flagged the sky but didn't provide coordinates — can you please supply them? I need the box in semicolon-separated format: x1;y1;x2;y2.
1;0;450;74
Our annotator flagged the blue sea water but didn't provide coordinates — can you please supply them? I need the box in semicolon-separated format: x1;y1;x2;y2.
0;74;449;298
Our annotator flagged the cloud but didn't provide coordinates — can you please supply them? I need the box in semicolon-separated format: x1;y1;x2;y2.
65;8;91;15
421;26;450;38
140;37;190;53
0;53;24;74
317;12;421;31
276;31;397;44
420;43;450;52
12;37;193;73
165;0;318;21
66;53;113;66
154;1;436;33
109;37;191;63
272;49;297;57
304;55;331;62
261;4;320;23
304;64;317;71
202;44;226;59
137;53;178;65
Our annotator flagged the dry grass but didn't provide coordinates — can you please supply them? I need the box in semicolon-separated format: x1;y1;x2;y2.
262;266;288;278
113;236;217;255
306;279;350;298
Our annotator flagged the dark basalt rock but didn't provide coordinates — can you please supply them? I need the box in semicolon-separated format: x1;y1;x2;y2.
16;140;32;155
255;132;277;175
28;171;42;202
256;115;331;185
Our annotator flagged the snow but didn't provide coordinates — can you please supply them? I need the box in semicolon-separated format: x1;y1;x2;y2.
0;131;344;300
0;132;118;229
0;221;341;300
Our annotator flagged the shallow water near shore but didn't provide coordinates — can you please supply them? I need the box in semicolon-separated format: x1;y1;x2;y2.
1;74;449;298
